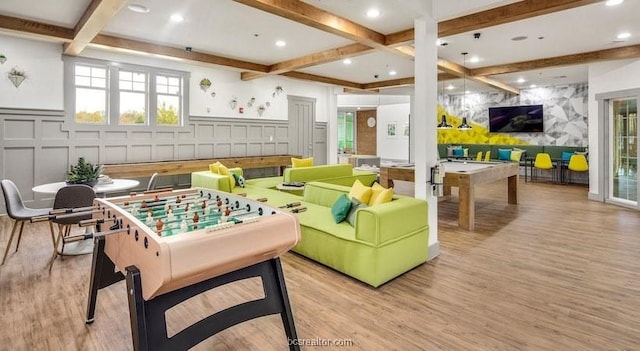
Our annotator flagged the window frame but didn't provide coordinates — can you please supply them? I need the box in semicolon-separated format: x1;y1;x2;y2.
64;56;190;128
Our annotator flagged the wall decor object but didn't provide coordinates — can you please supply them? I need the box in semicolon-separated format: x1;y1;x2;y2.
367;117;376;128
0;54;6;64
386;122;397;138
257;105;266;116
229;97;238;110
272;85;284;98
402;122;410;137
247;97;255;107
265;101;271;108
210;91;216;98
7;66;26;88
199;78;211;92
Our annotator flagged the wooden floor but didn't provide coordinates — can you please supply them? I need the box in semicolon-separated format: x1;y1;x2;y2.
1;180;639;350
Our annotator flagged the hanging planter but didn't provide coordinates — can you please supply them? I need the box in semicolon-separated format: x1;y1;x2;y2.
257;105;266;117
247;97;256;107
229;97;238;110
0;54;7;65
199;78;211;92
7;66;26;88
210;91;216;98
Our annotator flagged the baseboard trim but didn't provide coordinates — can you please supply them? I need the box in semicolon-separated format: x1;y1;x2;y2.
428;241;440;261
588;191;603;202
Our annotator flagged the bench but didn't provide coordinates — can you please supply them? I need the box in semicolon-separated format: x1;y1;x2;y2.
102;155;299;179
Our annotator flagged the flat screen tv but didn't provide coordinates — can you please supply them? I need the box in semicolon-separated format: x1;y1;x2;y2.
488;104;544;133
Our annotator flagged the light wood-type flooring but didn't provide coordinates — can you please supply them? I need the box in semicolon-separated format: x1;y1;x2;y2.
0;180;639;350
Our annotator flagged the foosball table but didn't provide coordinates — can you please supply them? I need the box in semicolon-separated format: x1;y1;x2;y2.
68;187;302;351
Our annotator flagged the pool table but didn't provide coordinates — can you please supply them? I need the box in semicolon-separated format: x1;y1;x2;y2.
379;160;519;230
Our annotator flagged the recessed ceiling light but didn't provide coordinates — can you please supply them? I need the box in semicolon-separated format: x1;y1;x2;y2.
128;4;150;13
530;84;537;88
617;32;631;39
606;0;624;6
170;14;184;23
511;36;528;41
469;56;479;63
366;8;381;18
275;40;286;47
389;70;397;76
446;84;455;90
517;78;526;83
343;58;352;65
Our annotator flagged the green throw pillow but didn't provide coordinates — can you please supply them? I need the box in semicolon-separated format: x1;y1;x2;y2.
346;197;367;227
232;173;246;188
331;194;352;223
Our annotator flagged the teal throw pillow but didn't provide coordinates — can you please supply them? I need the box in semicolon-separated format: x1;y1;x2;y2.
346;197;368;227
452;148;464;157
232;173;246;188
331;194;352;223
498;148;511;161
562;151;574;161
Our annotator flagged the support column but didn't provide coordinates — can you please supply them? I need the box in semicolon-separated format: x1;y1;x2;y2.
414;12;440;260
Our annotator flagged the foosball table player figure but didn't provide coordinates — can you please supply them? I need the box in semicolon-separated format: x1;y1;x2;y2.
66;187;302;351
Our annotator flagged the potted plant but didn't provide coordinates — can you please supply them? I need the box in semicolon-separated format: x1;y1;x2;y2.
7;66;26;88
199;78;211;92
66;157;103;186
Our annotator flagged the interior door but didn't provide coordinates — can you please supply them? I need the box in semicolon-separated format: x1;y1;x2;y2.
288;95;315;158
608;97;638;206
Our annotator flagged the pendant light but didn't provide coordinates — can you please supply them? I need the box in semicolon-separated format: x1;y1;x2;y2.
437;76;452;129
458;52;472;130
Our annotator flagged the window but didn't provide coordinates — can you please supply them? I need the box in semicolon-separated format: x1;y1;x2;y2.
338;111;355;153
156;74;181;126
66;57;189;127
74;65;107;124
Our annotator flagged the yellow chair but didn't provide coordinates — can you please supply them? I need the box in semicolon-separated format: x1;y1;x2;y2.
483;151;491;162
533;153;555;182
475;151;483;161
566;154;588;184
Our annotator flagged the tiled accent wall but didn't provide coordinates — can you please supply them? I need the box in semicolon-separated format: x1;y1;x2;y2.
442;83;588;146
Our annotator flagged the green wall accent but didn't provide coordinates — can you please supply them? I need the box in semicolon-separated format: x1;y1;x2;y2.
437;105;530;145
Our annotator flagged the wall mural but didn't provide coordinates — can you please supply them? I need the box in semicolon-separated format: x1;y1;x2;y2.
439;83;588;146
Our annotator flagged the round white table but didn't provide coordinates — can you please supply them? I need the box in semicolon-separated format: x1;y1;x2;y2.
32;179;140;255
32;179;140;196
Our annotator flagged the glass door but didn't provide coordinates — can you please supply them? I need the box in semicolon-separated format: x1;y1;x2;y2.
610;98;638;205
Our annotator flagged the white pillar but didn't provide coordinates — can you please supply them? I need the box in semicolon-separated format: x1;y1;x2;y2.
414;13;440;260
327;87;339;164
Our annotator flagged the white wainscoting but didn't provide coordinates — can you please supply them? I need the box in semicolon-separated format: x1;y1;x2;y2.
0;109;327;212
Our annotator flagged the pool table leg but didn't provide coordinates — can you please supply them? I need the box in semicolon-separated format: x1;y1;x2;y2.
507;175;518;204
458;185;474;231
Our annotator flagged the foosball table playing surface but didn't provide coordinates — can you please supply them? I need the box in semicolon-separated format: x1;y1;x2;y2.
80;187;303;351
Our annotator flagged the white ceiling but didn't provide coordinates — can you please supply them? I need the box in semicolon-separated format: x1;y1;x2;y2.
0;0;639;94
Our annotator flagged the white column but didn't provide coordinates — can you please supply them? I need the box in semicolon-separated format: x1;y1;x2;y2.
414;13;440;260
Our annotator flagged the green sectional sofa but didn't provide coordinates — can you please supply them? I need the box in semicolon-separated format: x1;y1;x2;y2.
191;167;429;287
292;182;428;287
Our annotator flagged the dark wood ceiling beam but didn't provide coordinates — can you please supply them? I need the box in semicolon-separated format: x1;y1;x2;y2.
233;0;387;48
438;0;601;37
385;28;414;47
91;34;270;72
470;44;640;76
241;43;374;81
64;0;128;55
0;14;74;41
362;77;415;90
280;71;363;89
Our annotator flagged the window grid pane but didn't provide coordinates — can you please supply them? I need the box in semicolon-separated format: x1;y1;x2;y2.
157;94;180;125
119;91;146;125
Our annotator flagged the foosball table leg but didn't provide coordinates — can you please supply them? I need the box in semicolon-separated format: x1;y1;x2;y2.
123;258;300;351
85;235;125;324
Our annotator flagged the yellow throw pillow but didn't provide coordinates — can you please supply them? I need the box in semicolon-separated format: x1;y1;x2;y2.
291;157;314;168
348;179;372;205
218;164;236;188
510;150;524;162
209;161;222;174
369;182;394;206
